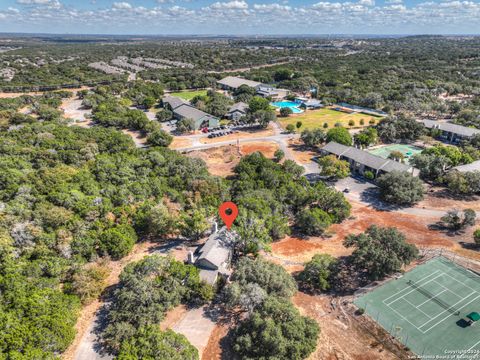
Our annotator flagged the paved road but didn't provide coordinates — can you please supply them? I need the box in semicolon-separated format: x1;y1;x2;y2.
334;177;447;218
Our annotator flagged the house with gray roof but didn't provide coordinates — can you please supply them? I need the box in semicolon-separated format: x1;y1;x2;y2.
302;99;323;109
256;85;289;100
452;160;480;173
173;104;219;130
217;76;262;91
192;226;234;285
421;119;480;143
321;141;416;179
226;102;248;121
162;95;189;111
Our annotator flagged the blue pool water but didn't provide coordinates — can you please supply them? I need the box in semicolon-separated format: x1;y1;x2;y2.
271;101;304;114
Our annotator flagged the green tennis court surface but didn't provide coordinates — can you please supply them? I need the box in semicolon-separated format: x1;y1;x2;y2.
368;144;422;164
355;257;480;357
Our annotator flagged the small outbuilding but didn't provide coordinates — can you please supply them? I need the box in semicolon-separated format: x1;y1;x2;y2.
226;102;248;121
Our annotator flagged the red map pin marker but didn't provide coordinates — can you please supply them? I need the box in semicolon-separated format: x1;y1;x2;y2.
219;201;238;230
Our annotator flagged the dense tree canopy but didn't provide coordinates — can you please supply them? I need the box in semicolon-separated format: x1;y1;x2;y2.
377;171;425;206
344;225;419;280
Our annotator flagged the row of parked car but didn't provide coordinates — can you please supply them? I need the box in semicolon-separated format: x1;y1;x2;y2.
207;130;235;138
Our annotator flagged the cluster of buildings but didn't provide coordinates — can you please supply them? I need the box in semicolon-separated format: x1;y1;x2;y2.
217;76;289;101
322;142;417;179
162;95;220;130
321;119;480;180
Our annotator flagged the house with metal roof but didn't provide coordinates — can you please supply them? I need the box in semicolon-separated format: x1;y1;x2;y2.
452;159;480;173
217;76;262;91
256;85;289;100
321;141;416;179
301;99;323;109
192;226;234;285
421;119;480;143
226;102;248;120
162;95;189;111
173;104;219;130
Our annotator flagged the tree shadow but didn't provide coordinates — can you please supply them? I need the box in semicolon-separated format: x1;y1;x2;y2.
359;187;406;212
459;241;480;251
428;222;467;237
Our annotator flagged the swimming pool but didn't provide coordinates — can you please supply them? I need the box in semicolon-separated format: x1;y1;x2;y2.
271;101;304;114
368;144;423;163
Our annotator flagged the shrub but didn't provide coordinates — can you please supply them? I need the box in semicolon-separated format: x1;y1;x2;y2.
297;208;333;236
285;123;295;133
280;107;293;117
99;224;137;260
474;229;480;246
323;122;329;128
364;170;375;180
348;119;355;127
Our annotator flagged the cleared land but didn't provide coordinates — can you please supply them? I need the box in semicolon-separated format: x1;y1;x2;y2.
185;142;279;176
278;108;382;131
199;125;276;144
170;90;208;100
355;257;480;357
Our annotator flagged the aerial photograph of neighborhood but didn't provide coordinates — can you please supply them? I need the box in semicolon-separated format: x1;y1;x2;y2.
0;0;480;359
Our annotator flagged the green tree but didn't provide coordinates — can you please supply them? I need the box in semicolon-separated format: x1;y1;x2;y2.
318;155;350;179
296;121;303;130
248;96;270;113
176;118;196;134
280;107;293;117
146;129;173;147
286;123;295;133
377;171;425;206
233;297;319;360
155;109;173;122
117;327;198;360
298;254;338;292
274;149;285;162
473;229;480;246
376;114;425;143
99;224;138;260
300;128;325;147
180;208;210;241
296;208;332;236
344;225;419;280
441;209;476;231
326;127;352;146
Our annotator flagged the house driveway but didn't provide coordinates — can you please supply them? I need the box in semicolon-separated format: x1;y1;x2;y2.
173;306;218;358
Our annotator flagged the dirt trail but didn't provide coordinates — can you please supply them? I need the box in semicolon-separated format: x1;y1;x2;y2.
62;241;158;360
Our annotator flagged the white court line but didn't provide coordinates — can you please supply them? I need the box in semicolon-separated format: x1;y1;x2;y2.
441;272;478;293
382;270;441;304
402;298;433;318
466;339;480;352
385;302;427;332
384;273;444;306
421;294;480;333
416;288;448;308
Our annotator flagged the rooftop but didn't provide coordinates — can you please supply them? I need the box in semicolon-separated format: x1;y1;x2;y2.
322;141;413;173
162;95;189;110
452;159;480;173
227;102;248;113
174;104;214;122
421;119;480;137
217;76;262;89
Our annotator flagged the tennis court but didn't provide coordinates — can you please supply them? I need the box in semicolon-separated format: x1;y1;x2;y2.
355;257;480;357
368;144;422;164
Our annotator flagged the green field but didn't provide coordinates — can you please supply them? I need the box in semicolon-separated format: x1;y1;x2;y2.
170;90;208;100
278;108;382;131
354;257;480;357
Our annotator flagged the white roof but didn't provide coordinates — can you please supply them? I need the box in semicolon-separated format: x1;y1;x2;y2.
452;160;480;173
217;76;262;89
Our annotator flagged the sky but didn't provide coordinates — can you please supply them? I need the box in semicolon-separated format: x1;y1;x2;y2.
0;0;479;35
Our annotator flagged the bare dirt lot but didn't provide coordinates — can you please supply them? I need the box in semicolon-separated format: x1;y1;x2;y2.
170;137;194;149
199;126;275;144
293;293;404;360
186;142;279;177
287;138;317;164
271;201;459;266
60;98;91;122
417;187;480;211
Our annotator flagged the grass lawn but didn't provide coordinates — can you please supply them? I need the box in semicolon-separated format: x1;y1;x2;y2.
170;90;208;101
277;108;383;131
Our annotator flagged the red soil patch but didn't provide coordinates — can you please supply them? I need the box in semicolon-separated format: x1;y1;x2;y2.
240;141;279;157
271;201;456;265
293;293;401;360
